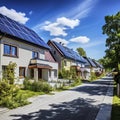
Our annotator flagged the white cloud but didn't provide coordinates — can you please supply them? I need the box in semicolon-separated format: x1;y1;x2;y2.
0;6;29;24
68;0;98;19
42;17;80;36
70;36;90;44
45;21;51;25
33;0;98;36
43;22;67;36
57;17;79;29
52;37;69;46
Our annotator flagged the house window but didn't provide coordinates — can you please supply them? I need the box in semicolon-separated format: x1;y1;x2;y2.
4;44;17;57
54;70;57;77
19;67;26;78
32;51;38;58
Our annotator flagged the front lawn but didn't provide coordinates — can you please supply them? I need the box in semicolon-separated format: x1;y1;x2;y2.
111;85;120;120
18;90;45;99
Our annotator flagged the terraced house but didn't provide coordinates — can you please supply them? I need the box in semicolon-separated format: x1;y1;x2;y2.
83;57;104;79
48;40;86;77
0;13;58;83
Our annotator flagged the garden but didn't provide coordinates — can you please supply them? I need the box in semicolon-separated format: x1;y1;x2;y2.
0;62;104;109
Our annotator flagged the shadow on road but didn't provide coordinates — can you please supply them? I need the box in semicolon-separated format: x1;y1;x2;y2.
70;77;114;97
10;77;113;120
11;98;99;120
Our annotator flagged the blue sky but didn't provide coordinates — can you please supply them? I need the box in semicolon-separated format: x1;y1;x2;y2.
0;0;120;60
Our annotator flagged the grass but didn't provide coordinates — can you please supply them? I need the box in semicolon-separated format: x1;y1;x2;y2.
111;84;120;120
18;90;45;99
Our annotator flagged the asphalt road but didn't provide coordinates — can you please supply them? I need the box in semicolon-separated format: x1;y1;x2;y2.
0;77;113;120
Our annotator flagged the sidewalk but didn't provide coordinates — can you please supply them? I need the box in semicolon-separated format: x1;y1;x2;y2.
0;107;9;114
95;77;114;120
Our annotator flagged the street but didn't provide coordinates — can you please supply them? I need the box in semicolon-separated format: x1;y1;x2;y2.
0;77;113;120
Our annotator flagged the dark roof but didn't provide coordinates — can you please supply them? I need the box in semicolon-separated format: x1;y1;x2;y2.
83;57;96;67
87;58;96;67
83;57;91;67
92;60;103;68
49;40;86;63
0;13;49;49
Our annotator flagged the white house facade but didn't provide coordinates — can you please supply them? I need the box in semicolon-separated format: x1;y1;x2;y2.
48;40;86;78
0;13;58;83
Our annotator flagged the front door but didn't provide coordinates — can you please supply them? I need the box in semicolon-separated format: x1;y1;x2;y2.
38;68;42;79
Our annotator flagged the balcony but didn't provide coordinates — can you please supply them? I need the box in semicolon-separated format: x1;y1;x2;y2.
29;59;58;69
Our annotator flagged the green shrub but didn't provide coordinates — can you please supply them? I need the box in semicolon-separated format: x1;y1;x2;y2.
75;77;82;84
90;72;97;81
23;79;33;90
23;79;52;93
2;62;17;84
70;67;76;80
58;67;76;79
0;80;29;109
71;77;82;87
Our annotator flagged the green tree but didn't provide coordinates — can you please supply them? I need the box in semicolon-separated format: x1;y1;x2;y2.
3;61;17;84
102;12;120;70
76;47;86;57
98;57;112;71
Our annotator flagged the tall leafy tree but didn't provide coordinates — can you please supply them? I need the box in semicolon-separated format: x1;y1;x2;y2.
76;47;86;57
102;12;120;70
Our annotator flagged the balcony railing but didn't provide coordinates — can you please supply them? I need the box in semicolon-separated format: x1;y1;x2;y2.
30;59;58;69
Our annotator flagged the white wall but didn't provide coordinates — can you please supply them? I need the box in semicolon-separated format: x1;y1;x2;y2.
0;36;46;79
30;59;58;81
42;69;49;81
49;70;58;81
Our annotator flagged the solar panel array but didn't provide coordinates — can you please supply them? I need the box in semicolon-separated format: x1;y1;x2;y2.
0;13;49;49
52;41;86;63
87;58;96;67
83;57;91;66
92;60;103;68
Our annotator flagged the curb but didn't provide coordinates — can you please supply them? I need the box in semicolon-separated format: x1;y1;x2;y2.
95;78;114;120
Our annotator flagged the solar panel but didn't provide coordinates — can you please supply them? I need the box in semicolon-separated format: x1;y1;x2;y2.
87;58;96;67
0;13;49;49
93;60;103;68
52;41;86;63
83;57;91;66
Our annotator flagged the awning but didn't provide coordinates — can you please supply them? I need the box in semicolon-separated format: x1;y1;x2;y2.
28;63;52;69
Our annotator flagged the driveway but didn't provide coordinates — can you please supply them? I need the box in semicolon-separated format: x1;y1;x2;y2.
0;77;113;120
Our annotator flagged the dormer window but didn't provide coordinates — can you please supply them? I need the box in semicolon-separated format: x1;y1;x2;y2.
32;51;38;59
